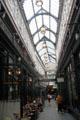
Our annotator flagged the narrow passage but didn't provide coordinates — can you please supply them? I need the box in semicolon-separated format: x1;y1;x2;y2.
38;100;76;120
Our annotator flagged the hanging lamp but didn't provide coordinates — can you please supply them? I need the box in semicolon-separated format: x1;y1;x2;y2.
8;69;12;75
40;25;46;34
42;42;46;48
36;0;43;7
44;53;48;58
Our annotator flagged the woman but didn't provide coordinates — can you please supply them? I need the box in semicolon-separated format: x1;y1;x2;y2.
47;94;51;103
56;94;63;112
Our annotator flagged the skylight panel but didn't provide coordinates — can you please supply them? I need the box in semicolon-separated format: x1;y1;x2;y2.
51;0;59;18
41;55;45;61
41;9;47;14
43;15;49;28
33;33;39;44
48;48;56;54
48;52;55;56
50;33;56;43
50;17;57;33
46;41;55;49
39;48;47;56
29;19;37;34
41;56;49;62
49;56;56;60
45;31;49;39
51;54;56;58
42;0;49;12
47;71;56;74
45;57;49;61
42;56;49;62
36;41;44;51
23;0;60;72
39;31;44;40
44;58;49;63
33;0;41;13
36;15;42;29
50;58;56;63
23;0;34;20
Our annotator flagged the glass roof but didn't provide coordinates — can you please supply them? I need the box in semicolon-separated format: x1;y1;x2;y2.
23;0;59;67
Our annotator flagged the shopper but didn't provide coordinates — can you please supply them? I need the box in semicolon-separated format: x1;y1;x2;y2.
56;94;63;113
47;94;51;103
54;93;57;100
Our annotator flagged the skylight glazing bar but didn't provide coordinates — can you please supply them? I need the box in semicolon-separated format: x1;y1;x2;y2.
49;0;51;40
48;52;56;56
40;52;56;58
38;46;56;53
31;0;46;66
48;46;56;51
33;27;57;37
31;0;40;40
48;54;56;60
28;11;58;24
35;36;56;46
46;0;51;61
41;5;44;26
36;50;45;67
22;0;62;73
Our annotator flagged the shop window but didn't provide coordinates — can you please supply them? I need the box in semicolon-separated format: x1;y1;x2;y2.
8;85;20;100
0;54;20;101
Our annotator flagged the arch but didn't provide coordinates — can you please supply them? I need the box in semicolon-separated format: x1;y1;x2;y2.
33;27;57;37
28;12;58;24
35;36;56;46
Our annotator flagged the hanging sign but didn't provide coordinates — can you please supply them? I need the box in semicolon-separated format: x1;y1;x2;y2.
57;77;64;83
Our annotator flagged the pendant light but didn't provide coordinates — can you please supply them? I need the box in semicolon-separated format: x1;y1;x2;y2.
40;25;46;34
36;0;43;7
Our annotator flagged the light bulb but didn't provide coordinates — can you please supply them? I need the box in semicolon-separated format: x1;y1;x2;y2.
40;26;46;34
36;0;43;7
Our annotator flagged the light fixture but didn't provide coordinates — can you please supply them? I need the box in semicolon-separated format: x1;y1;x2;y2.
8;69;12;75
33;100;36;104
44;60;48;64
44;53;48;58
36;0;43;7
42;42;46;48
18;70;21;75
17;68;22;75
75;33;79;40
29;78;32;82
18;57;21;62
40;26;46;34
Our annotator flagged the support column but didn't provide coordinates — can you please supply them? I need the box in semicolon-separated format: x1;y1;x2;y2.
71;53;77;107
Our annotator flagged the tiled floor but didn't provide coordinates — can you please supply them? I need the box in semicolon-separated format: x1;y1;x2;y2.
37;100;76;120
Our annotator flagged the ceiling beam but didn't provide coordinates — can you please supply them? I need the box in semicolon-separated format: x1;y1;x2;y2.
28;9;58;24
35;36;56;46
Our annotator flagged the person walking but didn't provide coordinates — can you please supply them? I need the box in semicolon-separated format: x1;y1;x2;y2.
47;94;51;103
56;94;63;113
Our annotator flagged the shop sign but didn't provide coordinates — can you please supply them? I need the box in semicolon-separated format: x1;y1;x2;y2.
57;77;64;83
